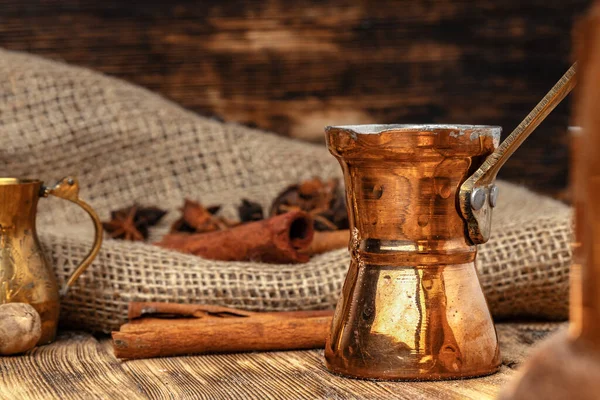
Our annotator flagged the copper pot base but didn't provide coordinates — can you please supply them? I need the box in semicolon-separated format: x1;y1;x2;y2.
325;365;501;382
324;260;501;381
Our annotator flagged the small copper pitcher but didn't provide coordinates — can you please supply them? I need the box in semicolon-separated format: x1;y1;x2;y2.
0;177;102;344
325;124;502;380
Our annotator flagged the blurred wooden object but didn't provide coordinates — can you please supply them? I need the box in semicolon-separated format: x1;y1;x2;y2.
499;3;600;399
0;0;587;197
571;2;600;349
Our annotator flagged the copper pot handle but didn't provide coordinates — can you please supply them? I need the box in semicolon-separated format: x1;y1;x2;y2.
459;63;578;245
42;177;103;296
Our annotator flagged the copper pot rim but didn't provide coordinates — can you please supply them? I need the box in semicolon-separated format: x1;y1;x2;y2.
0;177;43;186
326;124;502;138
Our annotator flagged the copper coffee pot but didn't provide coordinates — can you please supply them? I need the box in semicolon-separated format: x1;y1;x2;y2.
324;64;576;380
0;177;102;345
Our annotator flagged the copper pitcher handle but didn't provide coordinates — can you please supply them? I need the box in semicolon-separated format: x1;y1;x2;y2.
42;177;103;296
459;63;578;245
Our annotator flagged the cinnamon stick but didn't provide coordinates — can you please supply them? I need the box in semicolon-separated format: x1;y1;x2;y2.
303;229;349;255
156;211;314;263
112;302;333;359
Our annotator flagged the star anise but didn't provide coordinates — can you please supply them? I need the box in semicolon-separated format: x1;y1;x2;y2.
270;177;348;231
238;199;264;222
170;199;236;233
103;205;167;241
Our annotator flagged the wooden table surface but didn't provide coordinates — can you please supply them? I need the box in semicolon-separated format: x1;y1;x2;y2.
0;322;562;399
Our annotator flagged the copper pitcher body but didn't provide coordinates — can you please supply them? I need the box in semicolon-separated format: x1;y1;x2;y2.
0;177;102;345
325;124;502;380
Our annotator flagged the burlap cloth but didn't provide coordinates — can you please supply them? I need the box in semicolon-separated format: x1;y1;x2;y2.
0;49;572;333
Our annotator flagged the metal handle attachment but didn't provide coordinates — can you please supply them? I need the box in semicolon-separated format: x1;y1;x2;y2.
459;63;578;245
42;177;103;296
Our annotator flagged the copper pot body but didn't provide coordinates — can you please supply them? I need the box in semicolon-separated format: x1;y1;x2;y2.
325;124;502;380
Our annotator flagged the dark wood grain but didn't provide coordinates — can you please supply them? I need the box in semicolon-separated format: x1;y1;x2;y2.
0;0;589;197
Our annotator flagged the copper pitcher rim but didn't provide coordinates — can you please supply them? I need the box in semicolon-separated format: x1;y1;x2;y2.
326;124;502;138
0;177;42;186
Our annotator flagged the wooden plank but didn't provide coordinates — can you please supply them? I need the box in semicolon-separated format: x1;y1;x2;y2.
0;0;587;197
0;332;144;400
106;322;562;400
0;322;562;399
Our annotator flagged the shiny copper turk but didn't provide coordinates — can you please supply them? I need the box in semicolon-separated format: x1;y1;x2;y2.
325;124;501;380
324;65;577;381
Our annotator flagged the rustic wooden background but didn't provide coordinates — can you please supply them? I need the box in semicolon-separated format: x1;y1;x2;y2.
0;0;590;197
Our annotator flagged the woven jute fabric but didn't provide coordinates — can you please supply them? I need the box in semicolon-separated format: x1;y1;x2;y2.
0;49;572;333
